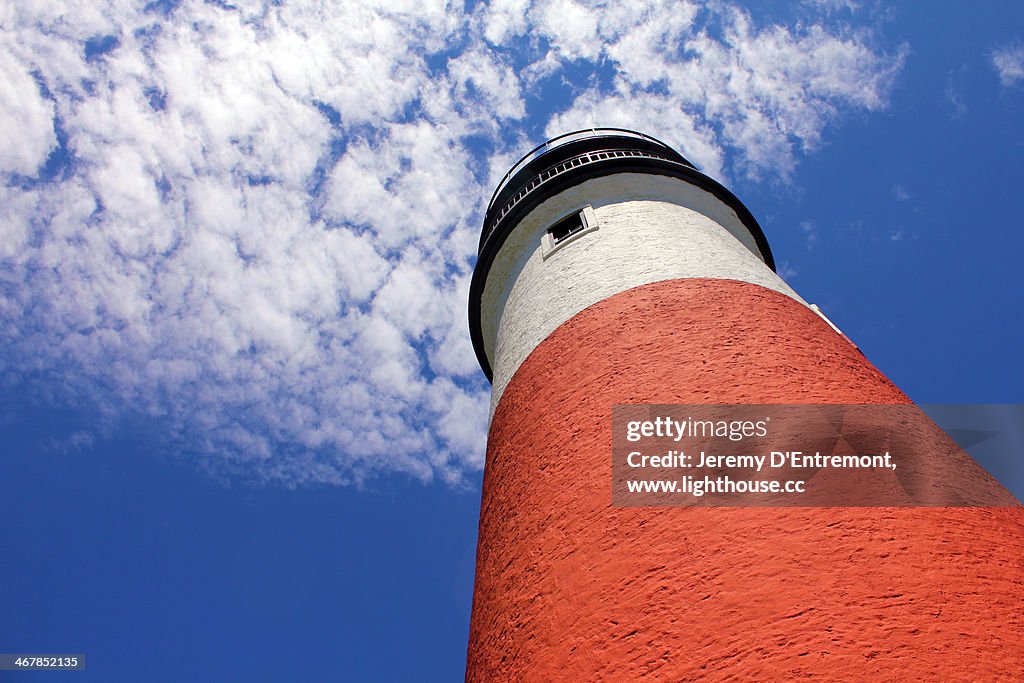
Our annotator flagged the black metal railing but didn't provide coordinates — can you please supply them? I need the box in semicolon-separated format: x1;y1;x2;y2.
481;146;683;248
486;129;680;212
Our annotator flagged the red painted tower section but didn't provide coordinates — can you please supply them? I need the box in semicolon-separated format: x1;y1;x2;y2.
466;131;1023;680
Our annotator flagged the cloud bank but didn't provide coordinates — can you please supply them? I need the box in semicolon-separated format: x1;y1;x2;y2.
0;0;903;486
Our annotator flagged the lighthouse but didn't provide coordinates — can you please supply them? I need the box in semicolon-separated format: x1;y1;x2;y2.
466;129;1022;680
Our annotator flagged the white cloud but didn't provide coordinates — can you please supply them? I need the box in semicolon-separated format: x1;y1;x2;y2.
447;47;526;121
800;220;818;250
0;0;904;487
946;67;968;119
992;44;1024;88
777;260;799;280
802;0;859;11
533;0;602;61
541;2;905;181
0;48;57;175
481;0;531;45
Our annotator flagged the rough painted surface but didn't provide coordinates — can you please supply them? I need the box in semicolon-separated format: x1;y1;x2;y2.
466;278;1023;682
481;174;804;417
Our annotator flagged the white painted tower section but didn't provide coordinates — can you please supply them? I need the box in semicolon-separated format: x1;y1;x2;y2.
479;173;809;416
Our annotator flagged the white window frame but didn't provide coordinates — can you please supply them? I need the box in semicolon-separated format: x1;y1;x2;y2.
541;205;599;260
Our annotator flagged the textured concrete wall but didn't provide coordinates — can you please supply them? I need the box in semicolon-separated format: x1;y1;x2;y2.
481;174;804;417
466;278;1023;681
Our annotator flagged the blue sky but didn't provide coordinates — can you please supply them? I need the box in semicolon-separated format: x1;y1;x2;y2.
1;0;1022;680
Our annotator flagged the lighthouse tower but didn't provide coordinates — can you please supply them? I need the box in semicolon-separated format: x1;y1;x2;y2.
466;129;1022;680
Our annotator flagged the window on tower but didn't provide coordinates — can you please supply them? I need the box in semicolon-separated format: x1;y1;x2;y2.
548;212;586;244
541;205;598;259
